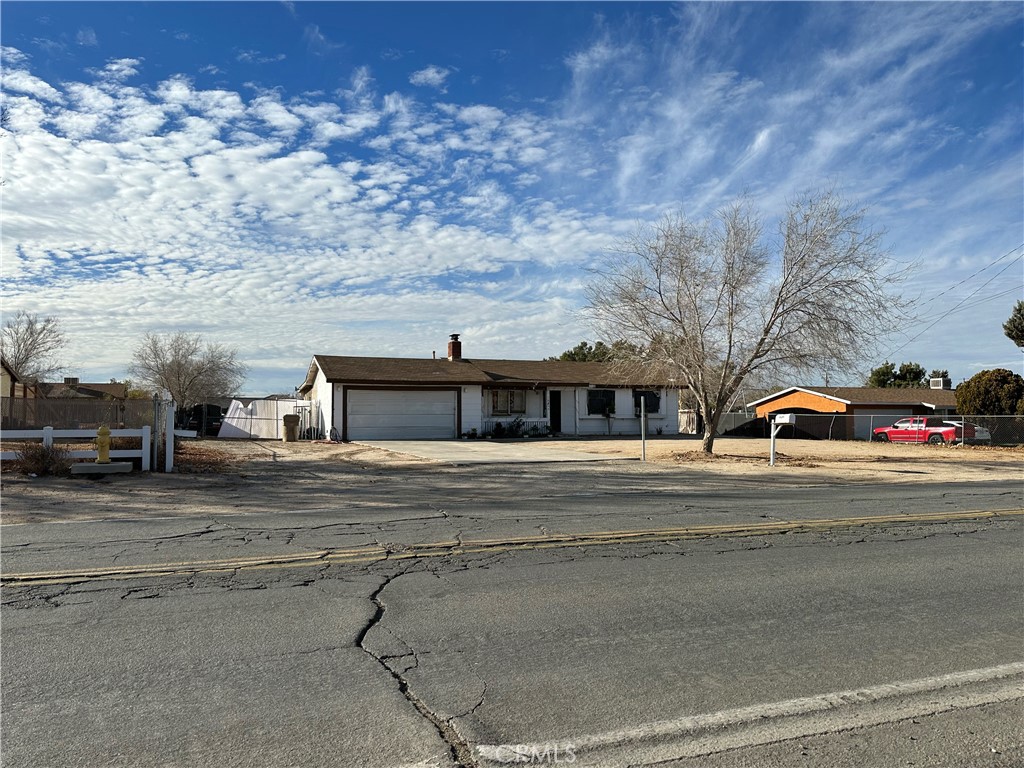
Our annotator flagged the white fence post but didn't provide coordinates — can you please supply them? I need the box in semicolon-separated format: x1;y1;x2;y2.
164;401;175;472
42;426;53;447
140;426;151;472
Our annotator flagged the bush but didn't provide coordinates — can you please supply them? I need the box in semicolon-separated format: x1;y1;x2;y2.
14;443;72;476
956;368;1024;415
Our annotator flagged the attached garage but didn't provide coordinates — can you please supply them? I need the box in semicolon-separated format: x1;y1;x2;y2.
345;388;459;440
297;337;682;441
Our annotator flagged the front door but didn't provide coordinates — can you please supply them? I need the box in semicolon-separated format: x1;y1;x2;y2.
550;391;562;433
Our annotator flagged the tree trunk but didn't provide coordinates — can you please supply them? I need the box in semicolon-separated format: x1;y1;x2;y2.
700;408;724;453
700;428;715;454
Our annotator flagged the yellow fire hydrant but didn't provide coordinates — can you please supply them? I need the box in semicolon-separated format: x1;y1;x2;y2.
95;425;112;464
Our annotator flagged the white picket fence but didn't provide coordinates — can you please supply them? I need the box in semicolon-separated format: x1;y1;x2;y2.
1;426;152;471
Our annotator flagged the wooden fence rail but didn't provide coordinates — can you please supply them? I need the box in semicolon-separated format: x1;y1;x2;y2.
1;426;152;471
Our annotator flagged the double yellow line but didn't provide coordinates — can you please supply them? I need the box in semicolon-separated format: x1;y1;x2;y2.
4;509;1021;587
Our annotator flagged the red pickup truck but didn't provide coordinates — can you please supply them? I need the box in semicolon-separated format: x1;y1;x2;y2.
872;416;988;444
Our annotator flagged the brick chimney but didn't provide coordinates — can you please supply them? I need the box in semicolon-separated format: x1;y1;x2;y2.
447;333;462;361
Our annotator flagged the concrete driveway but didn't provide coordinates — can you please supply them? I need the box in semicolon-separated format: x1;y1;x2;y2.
355;439;623;464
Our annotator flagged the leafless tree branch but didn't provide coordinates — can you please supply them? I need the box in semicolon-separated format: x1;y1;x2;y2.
1;310;68;383
585;190;911;452
128;332;248;411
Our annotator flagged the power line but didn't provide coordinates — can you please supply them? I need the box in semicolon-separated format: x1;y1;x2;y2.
885;253;1023;360
912;256;1023;323
916;243;1023;309
920;284;1021;319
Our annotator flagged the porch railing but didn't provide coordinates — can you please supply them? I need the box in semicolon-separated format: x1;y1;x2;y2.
481;417;550;436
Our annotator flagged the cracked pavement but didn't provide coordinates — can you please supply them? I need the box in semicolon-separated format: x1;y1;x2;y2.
2;449;1022;767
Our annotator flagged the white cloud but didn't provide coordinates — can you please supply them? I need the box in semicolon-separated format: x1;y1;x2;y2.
303;24;338;56
236;49;286;65
249;96;304;134
2;68;63;102
76;27;98;47
0;5;1019;392
409;65;452;91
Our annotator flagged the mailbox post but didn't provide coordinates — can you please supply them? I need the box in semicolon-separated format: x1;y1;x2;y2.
770;413;795;466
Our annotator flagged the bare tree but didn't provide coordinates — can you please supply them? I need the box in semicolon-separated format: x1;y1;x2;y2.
128;332;248;413
1;310;68;382
586;191;908;453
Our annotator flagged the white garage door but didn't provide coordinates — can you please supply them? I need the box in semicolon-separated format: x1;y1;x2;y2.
347;389;457;440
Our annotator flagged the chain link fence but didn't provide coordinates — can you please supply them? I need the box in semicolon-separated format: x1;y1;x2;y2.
717;412;1024;446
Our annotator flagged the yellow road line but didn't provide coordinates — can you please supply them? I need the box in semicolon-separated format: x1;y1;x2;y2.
4;509;1021;586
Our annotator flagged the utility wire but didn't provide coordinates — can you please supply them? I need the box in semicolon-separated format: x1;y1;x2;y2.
912;255;1023;323
916;243;1023;309
920;285;1021;319
885;253;1023;359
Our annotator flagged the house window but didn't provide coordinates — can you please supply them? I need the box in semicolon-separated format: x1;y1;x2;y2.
491;389;525;415
587;389;616;416
633;389;661;415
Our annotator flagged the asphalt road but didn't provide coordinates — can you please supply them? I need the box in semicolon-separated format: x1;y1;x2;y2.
2;461;1022;767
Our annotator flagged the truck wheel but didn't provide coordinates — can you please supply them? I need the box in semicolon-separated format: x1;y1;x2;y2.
874;433;888;442
928;434;945;445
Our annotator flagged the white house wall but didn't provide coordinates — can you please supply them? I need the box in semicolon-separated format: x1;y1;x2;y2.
331;383;343;438
573;388;679;436
462;385;482;435
306;376;679;440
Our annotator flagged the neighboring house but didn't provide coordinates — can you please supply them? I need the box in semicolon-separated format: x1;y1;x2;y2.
298;335;681;441
36;377;128;400
747;384;958;440
1;357;36;400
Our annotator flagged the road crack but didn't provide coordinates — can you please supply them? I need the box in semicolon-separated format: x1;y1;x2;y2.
357;567;478;768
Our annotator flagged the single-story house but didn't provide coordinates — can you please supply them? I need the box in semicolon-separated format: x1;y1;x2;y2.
747;385;959;440
297;335;681;441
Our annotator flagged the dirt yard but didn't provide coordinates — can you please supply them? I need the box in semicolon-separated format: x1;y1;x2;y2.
182;435;1023;485
3;435;1021;488
539;436;1023;484
1;437;1018;526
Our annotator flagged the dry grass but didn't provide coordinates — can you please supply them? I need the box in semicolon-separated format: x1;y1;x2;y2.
9;443;72;476
174;440;262;473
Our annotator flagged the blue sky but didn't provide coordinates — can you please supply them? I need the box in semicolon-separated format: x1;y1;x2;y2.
2;2;1021;396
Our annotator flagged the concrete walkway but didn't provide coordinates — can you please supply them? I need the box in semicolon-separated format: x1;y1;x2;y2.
355;439;624;464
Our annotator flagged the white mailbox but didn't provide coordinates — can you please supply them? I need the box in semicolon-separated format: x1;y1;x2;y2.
770;413;795;466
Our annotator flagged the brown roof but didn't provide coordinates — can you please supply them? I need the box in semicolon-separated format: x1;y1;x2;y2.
308;356;493;386
38;382;128;400
749;386;958;409
300;355;678;393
